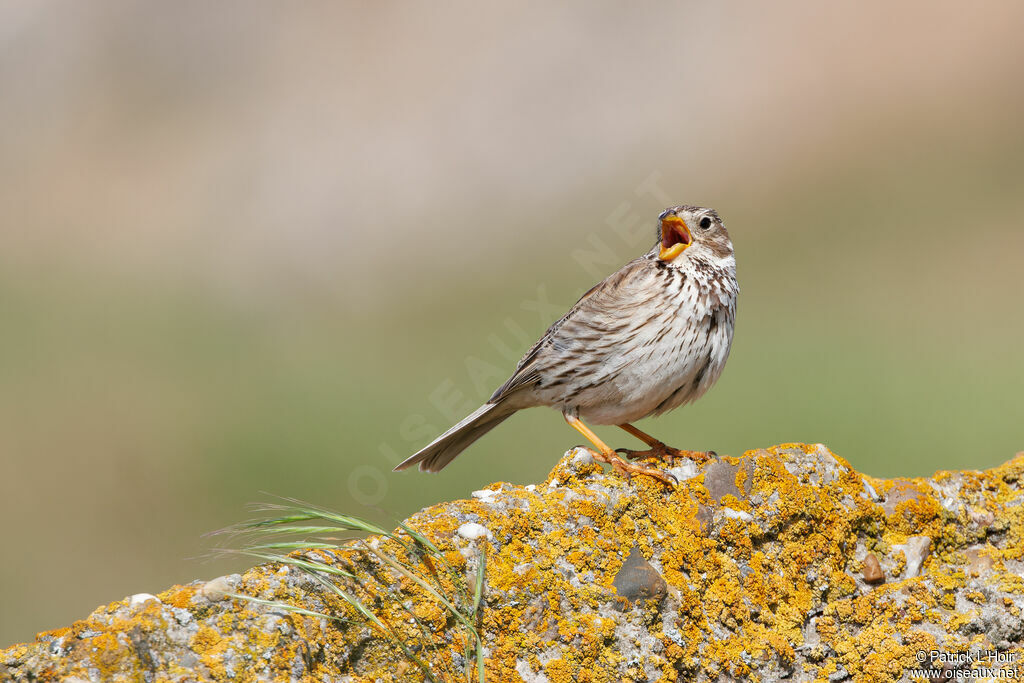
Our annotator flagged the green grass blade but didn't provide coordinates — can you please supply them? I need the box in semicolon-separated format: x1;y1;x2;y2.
226;594;355;624
245;541;341;552
239;551;356;578
306;573;440;683
398;522;442;555
363;542;478;639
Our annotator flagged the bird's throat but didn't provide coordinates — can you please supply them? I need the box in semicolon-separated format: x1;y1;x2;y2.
659;243;687;261
659;216;691;261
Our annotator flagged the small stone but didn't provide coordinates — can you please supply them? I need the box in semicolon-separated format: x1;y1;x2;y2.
883;482;924;515
722;507;753;522
570;449;595;467
703;459;753;503
457;522;491;541
964;547;994;577
694;504;713;534
471;489;498;500
611;548;667;609
128;593;159;607
171;607;193;625
862;553;884;584
667;460;700;483
902;536;932;578
970;508;995;528
201;576;236;601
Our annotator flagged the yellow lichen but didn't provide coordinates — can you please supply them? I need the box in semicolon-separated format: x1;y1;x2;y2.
6;446;1024;682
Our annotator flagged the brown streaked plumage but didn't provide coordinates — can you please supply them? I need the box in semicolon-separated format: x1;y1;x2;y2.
394;205;738;486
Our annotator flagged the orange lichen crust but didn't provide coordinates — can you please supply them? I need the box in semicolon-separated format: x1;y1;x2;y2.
3;444;1024;682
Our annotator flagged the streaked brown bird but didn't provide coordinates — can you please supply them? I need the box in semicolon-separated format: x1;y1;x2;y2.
395;205;738;485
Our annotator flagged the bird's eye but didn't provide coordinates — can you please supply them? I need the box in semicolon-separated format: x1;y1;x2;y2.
699;216;713;229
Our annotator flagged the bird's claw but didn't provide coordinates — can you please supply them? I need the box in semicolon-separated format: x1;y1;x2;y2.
615;446;674;463
607;456;676;488
584;448;677;488
617;445;715;464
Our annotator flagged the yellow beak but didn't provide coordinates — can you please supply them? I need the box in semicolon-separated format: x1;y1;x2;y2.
659;215;692;261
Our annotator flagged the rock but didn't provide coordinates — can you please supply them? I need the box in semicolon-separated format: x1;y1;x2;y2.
970;508;995;528
694;503;713;533
667;458;701;483
570;448;595;467
882;480;927;515
722;506;753;522
899;536;932;578
828;668;850;682
611;547;668;609
199;575;237;602
4;443;1024;683
128;593;159;607
862;552;885;584
457;521;491;540
964;547;995;577
702;458;754;502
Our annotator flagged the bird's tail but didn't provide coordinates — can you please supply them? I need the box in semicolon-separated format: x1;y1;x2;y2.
393;402;516;473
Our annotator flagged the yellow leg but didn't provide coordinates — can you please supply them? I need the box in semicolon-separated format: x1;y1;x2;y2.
616;423;715;463
563;414;676;487
618;423;665;449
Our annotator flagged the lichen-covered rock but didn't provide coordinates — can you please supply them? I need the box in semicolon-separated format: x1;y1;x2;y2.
4;443;1024;682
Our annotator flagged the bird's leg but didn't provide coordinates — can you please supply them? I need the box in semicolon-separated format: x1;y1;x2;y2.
615;423;715;464
563;413;676;487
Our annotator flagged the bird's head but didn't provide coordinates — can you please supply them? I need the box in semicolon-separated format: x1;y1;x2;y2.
653;205;733;268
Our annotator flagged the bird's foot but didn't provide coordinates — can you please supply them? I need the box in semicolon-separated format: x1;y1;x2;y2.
586;448;677;487
616;442;716;464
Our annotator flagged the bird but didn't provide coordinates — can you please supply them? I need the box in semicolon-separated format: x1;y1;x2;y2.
394;205;738;486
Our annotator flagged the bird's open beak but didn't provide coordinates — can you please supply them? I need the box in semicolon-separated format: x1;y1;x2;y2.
659;215;692;261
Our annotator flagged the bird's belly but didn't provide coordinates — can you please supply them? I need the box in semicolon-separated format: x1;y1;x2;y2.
570;313;733;425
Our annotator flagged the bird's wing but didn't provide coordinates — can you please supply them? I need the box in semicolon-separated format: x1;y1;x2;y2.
489;256;655;402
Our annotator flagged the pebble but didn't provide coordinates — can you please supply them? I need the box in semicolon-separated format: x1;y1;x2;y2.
970;508;995;528
883;482;924;515
457;522;491;540
171;607;193;625
201;575;236;601
128;593;159;607
571;449;595;467
703;460;753;502
694;504;713;533
611;548;667;609
667;460;700;483
862;553;885;584
722;507;753;522
902;536;932;578
964;547;995;577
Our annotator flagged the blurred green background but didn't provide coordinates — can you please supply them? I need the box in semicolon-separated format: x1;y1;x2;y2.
2;2;1023;647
